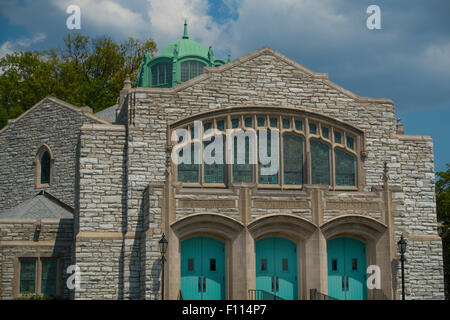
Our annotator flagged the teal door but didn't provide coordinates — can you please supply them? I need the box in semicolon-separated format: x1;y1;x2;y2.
181;237;225;300
255;237;298;300
327;237;367;300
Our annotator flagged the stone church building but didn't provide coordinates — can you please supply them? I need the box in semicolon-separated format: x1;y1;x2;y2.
0;23;444;300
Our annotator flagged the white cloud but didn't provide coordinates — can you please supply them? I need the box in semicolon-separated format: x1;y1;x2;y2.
50;0;149;37
422;42;450;76
218;0;355;57
0;33;47;58
146;0;223;49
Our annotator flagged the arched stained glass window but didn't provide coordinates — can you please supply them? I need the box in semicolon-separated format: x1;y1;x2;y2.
335;149;355;186
177;144;199;183
173;112;362;189
232;136;253;183
258;131;278;184
40;151;51;185
283;134;303;185
310;139;330;185
204;136;226;184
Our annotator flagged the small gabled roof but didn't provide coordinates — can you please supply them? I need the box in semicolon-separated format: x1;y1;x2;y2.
95;104;118;123
0;96;111;135
0;191;73;220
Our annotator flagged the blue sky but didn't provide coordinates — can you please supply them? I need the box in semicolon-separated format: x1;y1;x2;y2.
0;0;449;172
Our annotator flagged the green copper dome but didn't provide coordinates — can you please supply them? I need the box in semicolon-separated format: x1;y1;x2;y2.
138;21;227;88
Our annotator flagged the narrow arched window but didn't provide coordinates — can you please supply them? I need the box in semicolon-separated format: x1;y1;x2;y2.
40;151;51;184
232;135;253;183
35;145;53;188
310;139;330;185
283;133;303;185
335;148;356;186
258;130;278;185
204;135;226;184
177;143;200;183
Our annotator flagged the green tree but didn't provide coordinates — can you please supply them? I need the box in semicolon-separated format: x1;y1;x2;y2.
436;164;450;300
0;33;157;128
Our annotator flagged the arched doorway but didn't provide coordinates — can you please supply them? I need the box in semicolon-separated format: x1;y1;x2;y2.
327;237;367;300
180;236;225;300
255;237;298;300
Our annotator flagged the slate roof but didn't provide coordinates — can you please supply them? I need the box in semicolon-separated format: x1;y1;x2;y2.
0;191;74;220
95;104;117;123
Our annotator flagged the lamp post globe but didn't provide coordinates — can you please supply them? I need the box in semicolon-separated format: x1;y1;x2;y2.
159;233;168;255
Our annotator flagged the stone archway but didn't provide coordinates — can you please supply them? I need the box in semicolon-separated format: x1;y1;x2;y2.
247;214;318;300
169;213;244;300
320;215;391;300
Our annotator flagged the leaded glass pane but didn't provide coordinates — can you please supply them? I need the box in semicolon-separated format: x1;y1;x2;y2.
232;136;253;183
181;62;189;82
346;136;354;150
322;126;329;139
166;63;172;84
190;127;195;140
310;139;330;185
178;144;199;183
158;63;165;84
217;119;225;131
335;148;355;186
257;117;265;127
151;65;158;86
334;130;342;144
231;118;240;128
181;61;205;82
295;120;303;131
203;122;212;133
40;151;51;184
204;136;225;184
309;123;317;134
258;131;278;184
269;117;278;128
245;117;253;128
198;62;205;76
283;134;303;185
41;259;57;296
20;259;36;294
282;118;290;129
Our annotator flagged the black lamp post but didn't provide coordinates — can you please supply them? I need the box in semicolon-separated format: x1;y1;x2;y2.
397;234;407;300
159;233;168;300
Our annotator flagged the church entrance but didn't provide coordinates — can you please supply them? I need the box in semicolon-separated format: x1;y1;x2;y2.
255;237;298;300
327;237;367;300
180;237;225;300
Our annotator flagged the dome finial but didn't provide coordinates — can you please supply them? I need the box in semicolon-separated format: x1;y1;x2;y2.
183;20;189;39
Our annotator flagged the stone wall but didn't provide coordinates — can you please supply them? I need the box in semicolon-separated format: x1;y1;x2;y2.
391;134;444;299
0;97;105;211
0;218;73;299
75;123;130;299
